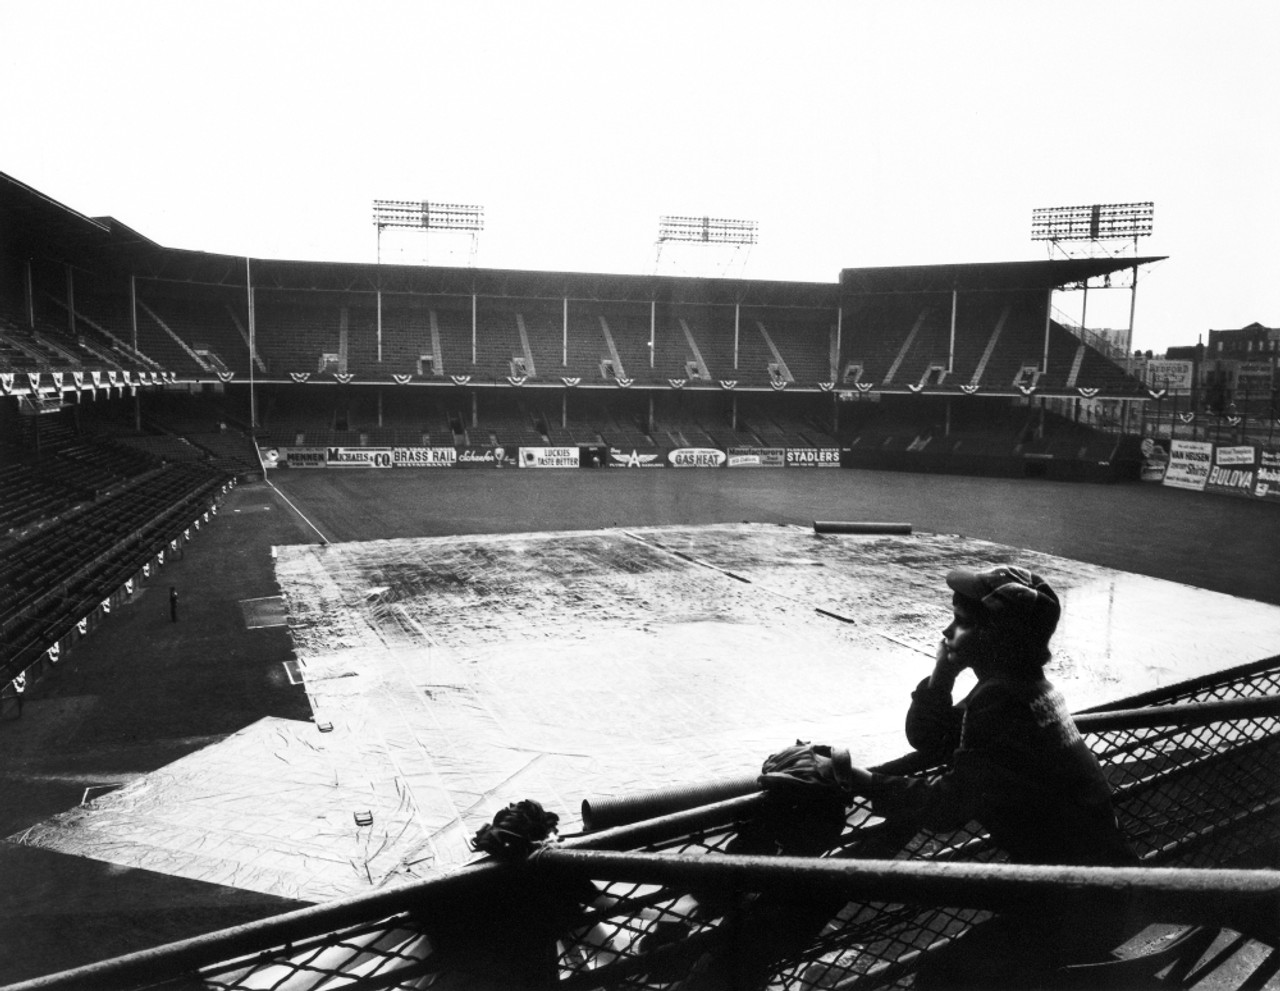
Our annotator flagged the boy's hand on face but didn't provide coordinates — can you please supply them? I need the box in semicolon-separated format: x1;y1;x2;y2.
930;638;966;690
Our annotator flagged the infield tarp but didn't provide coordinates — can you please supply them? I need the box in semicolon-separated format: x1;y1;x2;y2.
16;525;1280;902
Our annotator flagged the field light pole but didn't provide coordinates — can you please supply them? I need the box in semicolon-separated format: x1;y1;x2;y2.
373;199;485;366
655;214;757;279
1030;201;1154;348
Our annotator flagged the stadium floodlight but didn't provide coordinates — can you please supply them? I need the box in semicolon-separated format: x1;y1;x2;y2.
658;215;758;245
373;199;484;268
373;200;484;232
1030;202;1154;242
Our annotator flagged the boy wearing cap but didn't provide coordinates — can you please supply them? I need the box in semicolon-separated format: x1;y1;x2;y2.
760;565;1136;988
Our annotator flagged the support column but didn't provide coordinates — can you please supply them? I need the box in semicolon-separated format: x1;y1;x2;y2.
376;290;383;363
563;297;569;366
1043;288;1053;374
835;306;843;381
247;258;257;429
130;274;139;352
24;260;35;328
948;290;958;373
66;265;75;335
733;304;740;370
1128;263;1139;347
649;300;656;369
471;294;477;365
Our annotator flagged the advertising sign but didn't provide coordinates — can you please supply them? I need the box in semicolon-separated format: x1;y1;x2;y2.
1205;462;1257;498
579;445;610;468
519;446;580;468
393;446;457;468
668;448;727;468
455;446;517;468
1215;446;1257;466
1254;449;1280;503
727;447;786;467
607;447;665;468
785;447;841;468
327;447;393;468
282;447;328;468
260;447;281;469
1161;440;1212;491
1139;438;1169;483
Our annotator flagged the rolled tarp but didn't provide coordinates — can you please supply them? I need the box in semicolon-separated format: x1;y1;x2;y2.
581;774;763;832
813;521;912;535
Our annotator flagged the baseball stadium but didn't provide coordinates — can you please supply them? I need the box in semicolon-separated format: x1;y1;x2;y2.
3;169;1280;990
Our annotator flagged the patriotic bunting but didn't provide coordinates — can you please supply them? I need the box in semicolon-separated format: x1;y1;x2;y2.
616;376;634;388
51;372;64;391
108;370;120;387
73;371;85;390
0;373;13;395
27;372;42;392
817;382;835;392
718;379;737;390
855;382;874;393
1178;412;1196;423
1226;415;1242;426
77;618;88;636
101;599;111;614
217;371;235;383
48;643;60;663
392;374;413;385
334;373;354;384
907;383;925;393
960;384;980;395
770;379;788;391
1147;388;1166;400
451;375;471;386
125;579;134;595
1078;387;1100;398
507;375;528;387
290;372;311;383
1018;384;1037;396
92;371;104;389
561;377;580;387
668;378;687;389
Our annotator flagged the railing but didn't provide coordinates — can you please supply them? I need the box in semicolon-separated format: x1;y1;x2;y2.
14;655;1280;991
1050;307;1130;362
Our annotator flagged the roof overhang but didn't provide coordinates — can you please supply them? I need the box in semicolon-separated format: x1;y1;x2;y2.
841;257;1165;295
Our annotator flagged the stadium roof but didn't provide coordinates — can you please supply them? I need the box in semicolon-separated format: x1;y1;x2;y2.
0;171;159;260
3;171;1164;304
841;257;1165;295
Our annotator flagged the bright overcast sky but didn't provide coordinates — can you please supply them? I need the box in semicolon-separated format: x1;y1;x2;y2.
4;1;1278;353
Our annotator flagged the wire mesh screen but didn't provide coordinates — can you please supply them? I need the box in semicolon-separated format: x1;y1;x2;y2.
37;657;1280;991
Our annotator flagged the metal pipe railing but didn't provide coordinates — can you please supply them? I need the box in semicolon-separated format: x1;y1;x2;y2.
529;849;1280;942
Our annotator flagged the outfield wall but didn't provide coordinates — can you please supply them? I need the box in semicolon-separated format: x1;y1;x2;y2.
261;444;844;471
262;439;1280;503
1142;439;1280;503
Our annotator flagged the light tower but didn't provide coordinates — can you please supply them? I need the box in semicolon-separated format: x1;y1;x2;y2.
373;199;484;267
654;214;757;278
1031;201;1154;354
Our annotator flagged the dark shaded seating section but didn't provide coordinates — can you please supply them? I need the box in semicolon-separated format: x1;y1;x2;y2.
0;397;238;685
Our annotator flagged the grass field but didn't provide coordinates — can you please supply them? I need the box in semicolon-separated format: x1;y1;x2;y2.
270;468;1280;606
0;468;1276;984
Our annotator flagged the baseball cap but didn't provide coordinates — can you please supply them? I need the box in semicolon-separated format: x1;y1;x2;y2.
946;565;1061;645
